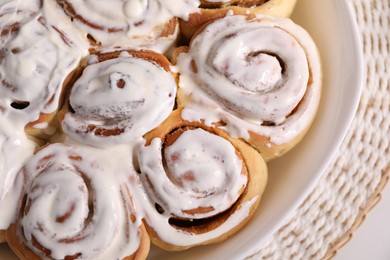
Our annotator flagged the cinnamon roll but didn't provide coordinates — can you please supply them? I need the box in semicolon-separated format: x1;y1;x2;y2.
6;143;150;260
0;0;88;139
57;0;200;54
59;49;177;147
136;109;267;251
180;0;297;40
175;14;322;161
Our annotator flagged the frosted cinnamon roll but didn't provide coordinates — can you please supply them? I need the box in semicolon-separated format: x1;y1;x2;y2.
175;14;322;161
6;143;150;260
59;49;177;147
0;0;88;138
180;0;297;40
136;109;267;251
57;0;200;54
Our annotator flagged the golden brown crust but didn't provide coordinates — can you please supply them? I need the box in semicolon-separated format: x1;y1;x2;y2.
179;0;298;41
248;124;309;161
159;18;179;38
141;108;267;251
128;224;150;260
94;49;174;72
6;223;41;260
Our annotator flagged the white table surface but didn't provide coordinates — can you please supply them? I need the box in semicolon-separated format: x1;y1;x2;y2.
335;181;390;260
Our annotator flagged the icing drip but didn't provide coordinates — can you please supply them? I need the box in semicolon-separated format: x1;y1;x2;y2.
0;108;36;229
177;14;321;145
15;143;144;260
61;51;176;147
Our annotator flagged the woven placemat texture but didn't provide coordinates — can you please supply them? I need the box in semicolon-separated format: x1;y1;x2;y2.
249;0;390;259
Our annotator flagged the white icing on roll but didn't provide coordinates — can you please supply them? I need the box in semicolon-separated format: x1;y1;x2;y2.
0;108;36;230
0;0;41;45
61;51;176;147
0;0;89;126
177;14;321;145
136;128;253;246
16;143;144;260
141;188;257;247
140;129;246;219
58;0;200;52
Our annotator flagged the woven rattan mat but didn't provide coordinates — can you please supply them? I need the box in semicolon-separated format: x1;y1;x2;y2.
249;0;390;259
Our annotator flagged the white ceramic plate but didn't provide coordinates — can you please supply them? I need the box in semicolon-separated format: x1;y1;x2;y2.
0;0;363;259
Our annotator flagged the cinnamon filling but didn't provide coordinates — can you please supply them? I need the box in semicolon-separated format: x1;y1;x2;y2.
52;26;73;46
57;0;123;33
168;189;247;235
56;202;76;223
200;0;269;8
31;235;51;256
0;23;20;37
84;124;125;137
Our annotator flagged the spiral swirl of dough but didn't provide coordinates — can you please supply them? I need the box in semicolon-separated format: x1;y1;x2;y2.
179;15;311;123
60;50;177;147
139;127;247;220
176;14;321;159
135;109;267;250
6;143;149;259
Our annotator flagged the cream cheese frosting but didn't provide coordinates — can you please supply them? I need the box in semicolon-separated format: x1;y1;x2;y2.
12;143;145;259
0;108;36;230
0;0;88;126
176;14;321;145
57;0;200;52
61;51;177;147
